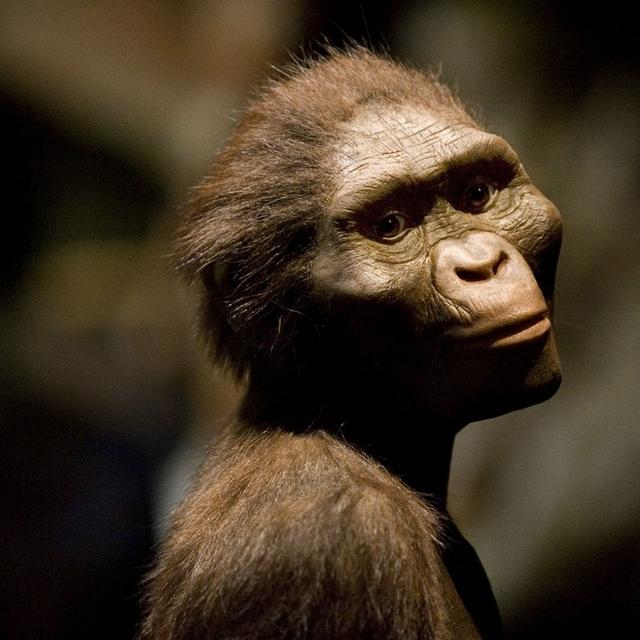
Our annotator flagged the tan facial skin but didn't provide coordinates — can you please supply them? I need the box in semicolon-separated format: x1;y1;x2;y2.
313;103;562;426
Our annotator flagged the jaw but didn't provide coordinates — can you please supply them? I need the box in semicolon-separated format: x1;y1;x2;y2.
419;330;562;425
278;298;561;430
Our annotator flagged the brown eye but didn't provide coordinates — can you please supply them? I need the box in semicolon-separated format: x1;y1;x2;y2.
373;211;409;241
460;180;497;212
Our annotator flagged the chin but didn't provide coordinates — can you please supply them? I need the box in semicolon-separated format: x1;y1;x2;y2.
473;368;562;422
436;330;562;424
522;330;562;397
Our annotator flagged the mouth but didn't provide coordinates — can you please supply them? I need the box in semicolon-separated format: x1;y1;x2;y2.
447;312;551;349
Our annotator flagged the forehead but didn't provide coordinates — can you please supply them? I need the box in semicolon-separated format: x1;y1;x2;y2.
332;103;508;212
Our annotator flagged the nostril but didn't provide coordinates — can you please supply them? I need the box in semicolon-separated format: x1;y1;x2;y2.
455;267;489;282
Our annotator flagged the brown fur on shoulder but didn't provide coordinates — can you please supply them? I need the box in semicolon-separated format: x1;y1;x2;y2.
141;428;450;639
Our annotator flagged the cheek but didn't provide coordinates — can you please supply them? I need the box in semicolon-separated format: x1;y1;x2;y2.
486;186;562;300
495;186;562;257
311;232;429;303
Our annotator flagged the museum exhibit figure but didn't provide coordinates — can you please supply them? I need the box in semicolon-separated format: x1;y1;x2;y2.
142;48;562;640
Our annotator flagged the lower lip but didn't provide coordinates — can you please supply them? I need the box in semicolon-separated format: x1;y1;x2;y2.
458;315;551;350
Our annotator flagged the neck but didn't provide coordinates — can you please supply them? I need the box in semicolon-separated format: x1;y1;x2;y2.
337;406;456;508
240;371;460;507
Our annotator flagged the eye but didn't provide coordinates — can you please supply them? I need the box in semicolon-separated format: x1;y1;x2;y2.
372;211;409;241
460;179;498;213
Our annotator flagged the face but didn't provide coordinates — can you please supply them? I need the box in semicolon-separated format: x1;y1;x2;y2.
312;103;562;424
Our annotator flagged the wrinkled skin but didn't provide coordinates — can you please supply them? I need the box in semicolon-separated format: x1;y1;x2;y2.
311;103;562;427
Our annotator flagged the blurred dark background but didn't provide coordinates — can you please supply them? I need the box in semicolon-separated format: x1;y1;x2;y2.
1;1;638;638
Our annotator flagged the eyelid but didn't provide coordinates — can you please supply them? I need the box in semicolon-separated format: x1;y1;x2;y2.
334;177;438;223
445;158;514;210
447;157;516;185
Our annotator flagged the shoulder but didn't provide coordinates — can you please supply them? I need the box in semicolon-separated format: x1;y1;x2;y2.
181;428;440;531
143;429;450;639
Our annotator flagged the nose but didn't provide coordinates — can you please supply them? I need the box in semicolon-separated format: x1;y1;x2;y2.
431;231;536;304
453;243;507;283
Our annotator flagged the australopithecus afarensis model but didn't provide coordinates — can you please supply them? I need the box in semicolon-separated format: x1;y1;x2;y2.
142;48;562;640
